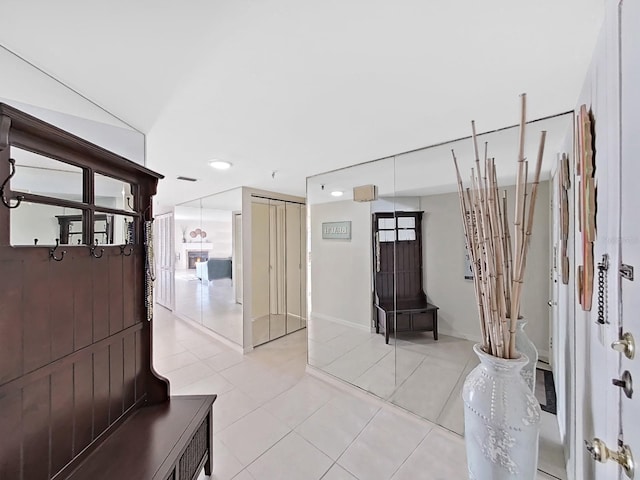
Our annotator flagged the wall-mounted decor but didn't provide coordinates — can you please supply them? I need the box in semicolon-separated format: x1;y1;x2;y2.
322;221;351;239
577;104;596;311
559;153;571;285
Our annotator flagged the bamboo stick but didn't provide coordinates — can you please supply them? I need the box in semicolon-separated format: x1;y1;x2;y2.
453;150;488;350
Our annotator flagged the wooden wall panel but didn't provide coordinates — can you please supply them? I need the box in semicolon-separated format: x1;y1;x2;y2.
74;257;94;350
134;252;143;324
0;389;21;479
23;260;50;373
0;259;23;383
23;377;51;480
109;340;124;423
51;257;75;360
122;335;136;410
93;349;110;436
135;330;144;401
109;255;124;335
73;356;94;456
51;367;74;474
92;259;110;342
122;256;135;328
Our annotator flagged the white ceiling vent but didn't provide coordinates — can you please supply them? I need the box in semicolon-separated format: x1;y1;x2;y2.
176;176;197;182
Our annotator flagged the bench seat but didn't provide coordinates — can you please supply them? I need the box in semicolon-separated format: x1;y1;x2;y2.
375;298;439;344
64;395;216;480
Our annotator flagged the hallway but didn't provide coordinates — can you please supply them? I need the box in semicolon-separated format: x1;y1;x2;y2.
153;307;559;480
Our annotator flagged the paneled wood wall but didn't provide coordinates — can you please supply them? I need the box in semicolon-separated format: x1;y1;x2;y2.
0;247;150;479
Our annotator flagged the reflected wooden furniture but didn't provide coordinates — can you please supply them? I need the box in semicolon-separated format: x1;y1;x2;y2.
0;103;216;480
372;211;439;344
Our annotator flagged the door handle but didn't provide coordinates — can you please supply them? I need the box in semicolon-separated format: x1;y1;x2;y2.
612;332;636;360
612;371;634;399
585;438;635;478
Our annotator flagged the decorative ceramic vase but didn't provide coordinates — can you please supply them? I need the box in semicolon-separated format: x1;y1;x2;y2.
463;344;542;480
515;318;538;392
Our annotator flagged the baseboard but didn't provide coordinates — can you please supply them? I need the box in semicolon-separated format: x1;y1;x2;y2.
174;313;245;354
438;328;550;363
311;312;371;332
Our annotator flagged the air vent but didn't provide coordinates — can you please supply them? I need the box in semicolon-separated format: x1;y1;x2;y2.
176;176;197;182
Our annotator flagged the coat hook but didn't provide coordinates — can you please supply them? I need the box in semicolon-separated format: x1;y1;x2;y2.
49;239;66;262
1;158;24;209
120;243;133;256
90;240;104;258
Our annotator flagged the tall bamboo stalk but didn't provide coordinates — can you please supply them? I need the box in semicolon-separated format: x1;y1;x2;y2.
451;94;546;359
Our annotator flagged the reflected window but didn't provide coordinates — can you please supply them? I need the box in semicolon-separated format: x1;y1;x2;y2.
94;213;135;245
95;173;134;211
10;147;84;201
10;203;84;246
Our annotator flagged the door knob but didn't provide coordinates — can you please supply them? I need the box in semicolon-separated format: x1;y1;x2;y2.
585;438;635;478
612;370;634;399
612;332;636;360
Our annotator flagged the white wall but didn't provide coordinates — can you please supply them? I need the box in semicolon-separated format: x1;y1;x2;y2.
0;47;144;164
310;200;372;329
419;182;551;358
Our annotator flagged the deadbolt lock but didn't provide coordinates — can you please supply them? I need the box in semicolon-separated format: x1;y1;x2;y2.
612;371;634;399
585;438;635;479
612;332;636;360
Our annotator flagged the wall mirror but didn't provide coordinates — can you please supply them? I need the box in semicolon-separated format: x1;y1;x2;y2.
174;188;243;346
307;112;572;476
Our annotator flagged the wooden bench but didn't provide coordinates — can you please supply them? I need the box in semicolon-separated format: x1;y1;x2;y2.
375;297;439;344
65;395;216;480
0;104;217;480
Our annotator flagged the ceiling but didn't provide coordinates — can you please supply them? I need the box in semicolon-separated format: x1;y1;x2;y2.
0;1;604;211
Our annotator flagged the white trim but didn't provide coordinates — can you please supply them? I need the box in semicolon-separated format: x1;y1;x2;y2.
311;311;371;332
173;312;245;354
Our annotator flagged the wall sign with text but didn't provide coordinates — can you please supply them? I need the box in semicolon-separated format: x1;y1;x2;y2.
322;221;352;240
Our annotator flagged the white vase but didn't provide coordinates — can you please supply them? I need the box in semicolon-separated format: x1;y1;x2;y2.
463;344;542;480
515;318;538;392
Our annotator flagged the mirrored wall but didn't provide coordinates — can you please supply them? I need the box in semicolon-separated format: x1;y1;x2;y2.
307;113;572;476
174;188;243;346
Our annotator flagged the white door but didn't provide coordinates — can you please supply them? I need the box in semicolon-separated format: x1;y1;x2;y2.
619;0;639;475
155;212;175;311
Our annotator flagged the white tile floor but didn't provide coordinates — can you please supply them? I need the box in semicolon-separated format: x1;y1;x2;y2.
153;307;564;480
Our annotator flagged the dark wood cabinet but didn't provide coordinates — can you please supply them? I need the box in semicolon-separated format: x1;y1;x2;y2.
372;211;438;343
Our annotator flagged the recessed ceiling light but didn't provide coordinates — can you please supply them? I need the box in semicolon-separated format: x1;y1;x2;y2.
209;160;232;170
331;190;344;197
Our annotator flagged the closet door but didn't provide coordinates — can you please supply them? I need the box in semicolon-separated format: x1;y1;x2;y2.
251;199;271;346
269;199;287;341
286;203;302;333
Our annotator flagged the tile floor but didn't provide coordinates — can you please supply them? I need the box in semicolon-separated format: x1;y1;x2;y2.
153;307;564;480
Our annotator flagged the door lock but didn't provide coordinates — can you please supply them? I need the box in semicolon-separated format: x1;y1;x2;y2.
612;370;634;399
612;332;636;360
585;438;635;478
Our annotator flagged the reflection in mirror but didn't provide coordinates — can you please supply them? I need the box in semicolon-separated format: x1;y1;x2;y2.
93;213;135;245
174;198;203;325
307;156;397;395
307;113;571;475
95;173;134;212
173;188;243;347
200;189;242;345
10;147;84;201
10;203;84;246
